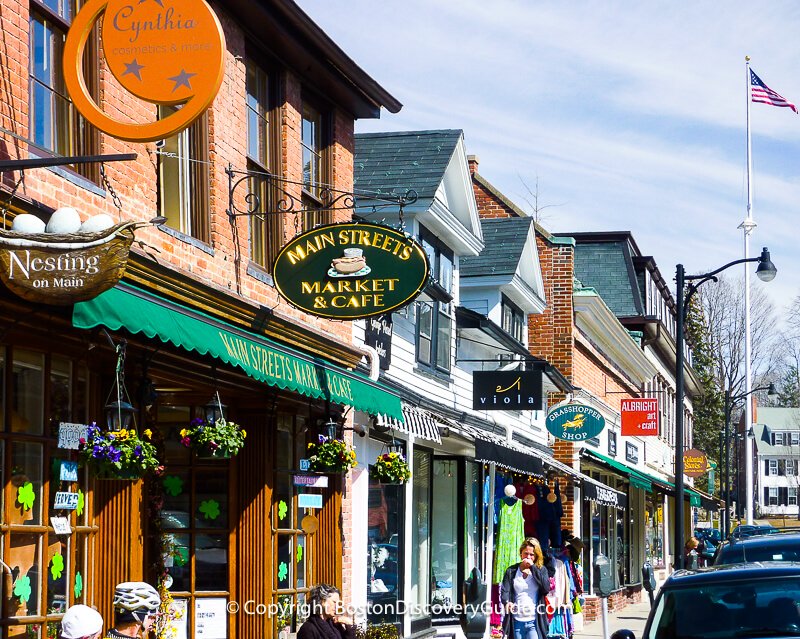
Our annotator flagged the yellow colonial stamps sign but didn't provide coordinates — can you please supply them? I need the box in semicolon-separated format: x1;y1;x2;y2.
63;0;225;142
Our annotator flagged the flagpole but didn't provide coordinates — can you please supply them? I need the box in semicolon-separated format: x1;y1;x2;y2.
742;55;756;525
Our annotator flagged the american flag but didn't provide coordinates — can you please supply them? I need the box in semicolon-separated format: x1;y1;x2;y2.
750;69;798;113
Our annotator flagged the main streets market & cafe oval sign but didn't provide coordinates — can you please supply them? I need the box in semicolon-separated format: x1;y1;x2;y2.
546;402;606;442
273;222;429;320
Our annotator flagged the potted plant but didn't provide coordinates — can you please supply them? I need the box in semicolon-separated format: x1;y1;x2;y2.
307;435;357;474
79;422;161;480
371;451;411;484
180;417;247;459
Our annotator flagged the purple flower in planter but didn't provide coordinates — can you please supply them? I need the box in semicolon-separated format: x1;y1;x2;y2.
108;447;122;463
134;445;143;458
190;417;204;427
92;445;104;459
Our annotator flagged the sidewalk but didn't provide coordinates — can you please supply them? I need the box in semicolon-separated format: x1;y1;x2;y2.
573;600;652;639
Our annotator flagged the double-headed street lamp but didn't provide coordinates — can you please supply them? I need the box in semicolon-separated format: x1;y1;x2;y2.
722;382;778;534
674;247;776;569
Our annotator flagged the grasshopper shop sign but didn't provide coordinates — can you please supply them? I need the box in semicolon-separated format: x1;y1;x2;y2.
546;403;606;441
273;223;429;320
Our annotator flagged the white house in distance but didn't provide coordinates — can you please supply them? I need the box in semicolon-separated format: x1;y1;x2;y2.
753;406;800;518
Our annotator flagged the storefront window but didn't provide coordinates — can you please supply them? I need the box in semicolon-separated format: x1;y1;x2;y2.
432;459;458;615
411;449;431;628
465;461;482;576
367;472;403;626
645;494;665;568
2;346;95;637
155;404;232;638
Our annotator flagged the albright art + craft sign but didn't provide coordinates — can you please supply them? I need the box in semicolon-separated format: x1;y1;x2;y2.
273;223;429;320
62;0;225;142
546;403;606;442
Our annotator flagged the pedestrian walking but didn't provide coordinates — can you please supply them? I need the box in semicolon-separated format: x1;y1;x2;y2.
106;582;161;639
499;538;551;639
297;584;355;639
60;604;104;639
685;537;700;569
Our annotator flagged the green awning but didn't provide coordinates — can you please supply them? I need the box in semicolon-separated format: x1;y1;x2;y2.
73;284;403;420
687;489;702;508
583;450;653;492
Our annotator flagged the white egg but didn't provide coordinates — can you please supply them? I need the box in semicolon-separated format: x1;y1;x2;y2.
45;207;82;234
79;214;115;233
10;213;46;234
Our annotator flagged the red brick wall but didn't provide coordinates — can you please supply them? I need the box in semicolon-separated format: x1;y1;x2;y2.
0;5;354;345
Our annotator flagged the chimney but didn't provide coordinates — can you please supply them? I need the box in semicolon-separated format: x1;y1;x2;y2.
467;155;479;175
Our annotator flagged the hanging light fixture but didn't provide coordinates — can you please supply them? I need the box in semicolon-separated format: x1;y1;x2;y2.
323;417;339;440
203;391;227;424
104;339;135;431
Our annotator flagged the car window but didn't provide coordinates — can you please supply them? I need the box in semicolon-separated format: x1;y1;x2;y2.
645;578;800;639
717;545;800;564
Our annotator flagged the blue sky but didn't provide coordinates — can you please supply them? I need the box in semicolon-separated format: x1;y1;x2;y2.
298;1;800;314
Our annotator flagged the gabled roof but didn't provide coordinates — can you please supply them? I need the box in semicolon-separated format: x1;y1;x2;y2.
460;217;533;277
354;130;462;207
570;238;643;318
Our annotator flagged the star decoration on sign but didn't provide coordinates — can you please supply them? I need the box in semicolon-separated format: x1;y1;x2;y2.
168;69;197;92
122;59;145;81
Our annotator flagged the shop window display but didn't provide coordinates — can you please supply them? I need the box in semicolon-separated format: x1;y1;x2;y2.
410;449;432;629
367;473;403;626
2;346;95;638
431;459;457;612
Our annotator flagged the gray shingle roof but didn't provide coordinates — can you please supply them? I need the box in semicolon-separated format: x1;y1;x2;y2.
460;217;533;277
572;241;640;317
353;130;462;208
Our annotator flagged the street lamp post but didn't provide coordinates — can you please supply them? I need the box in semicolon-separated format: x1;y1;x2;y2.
674;247;776;570
722;382;777;535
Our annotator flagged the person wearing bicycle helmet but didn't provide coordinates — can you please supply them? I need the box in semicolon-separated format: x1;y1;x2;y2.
107;582;161;639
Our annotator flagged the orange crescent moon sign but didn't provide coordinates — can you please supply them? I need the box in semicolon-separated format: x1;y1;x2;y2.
63;0;225;142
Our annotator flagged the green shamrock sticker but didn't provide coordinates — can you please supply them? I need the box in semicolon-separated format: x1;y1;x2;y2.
13;575;32;603
50;553;65;580
74;572;83;599
163;475;184;497
278;500;288;521
17;482;35;511
199;499;220;521
278;562;288;582
296;545;303;563
76;490;85;517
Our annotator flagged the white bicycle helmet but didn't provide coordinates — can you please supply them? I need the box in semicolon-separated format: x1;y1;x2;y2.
113;582;161;614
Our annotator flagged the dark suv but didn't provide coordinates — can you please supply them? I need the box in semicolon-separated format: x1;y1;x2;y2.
714;532;800;565
618;563;800;639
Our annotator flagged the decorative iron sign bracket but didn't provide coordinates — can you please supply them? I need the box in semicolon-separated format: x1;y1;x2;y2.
225;164;418;221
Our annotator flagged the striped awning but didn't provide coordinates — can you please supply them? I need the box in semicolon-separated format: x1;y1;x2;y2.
374;404;443;444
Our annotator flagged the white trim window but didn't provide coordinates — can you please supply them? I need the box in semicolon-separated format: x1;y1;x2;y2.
769;487;779;506
790;488;798;507
774;432;784;446
787;459;796;476
792;432;800;446
769;459;778;476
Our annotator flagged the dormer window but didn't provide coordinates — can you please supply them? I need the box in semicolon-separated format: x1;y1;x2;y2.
417;228;454;373
501;295;525;344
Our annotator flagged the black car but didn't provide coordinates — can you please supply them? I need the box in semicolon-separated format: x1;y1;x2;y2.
618;562;800;639
729;524;780;539
714;532;800;565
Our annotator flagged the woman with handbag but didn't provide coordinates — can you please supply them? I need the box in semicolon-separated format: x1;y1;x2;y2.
499;538;551;639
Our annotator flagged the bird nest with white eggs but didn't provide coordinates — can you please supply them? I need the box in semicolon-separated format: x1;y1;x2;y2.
0;207;158;304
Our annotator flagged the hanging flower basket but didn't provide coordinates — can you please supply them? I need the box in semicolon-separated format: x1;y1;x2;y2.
179;417;246;459
79;422;162;480
371;451;411;485
307;435;357;474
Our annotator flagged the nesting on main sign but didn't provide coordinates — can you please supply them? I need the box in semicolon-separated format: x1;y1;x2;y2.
273;223;429;320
